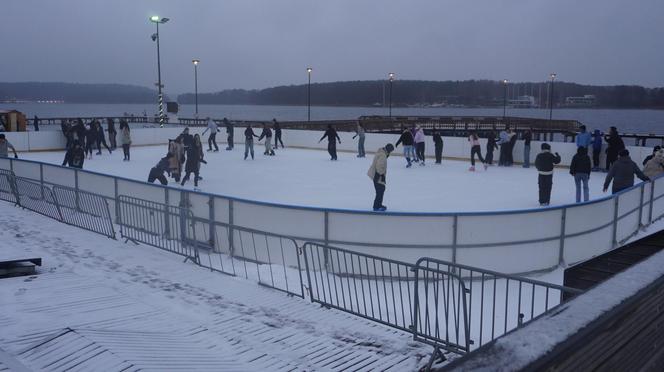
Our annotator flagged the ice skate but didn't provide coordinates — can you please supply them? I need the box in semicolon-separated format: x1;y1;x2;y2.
469;166;475;171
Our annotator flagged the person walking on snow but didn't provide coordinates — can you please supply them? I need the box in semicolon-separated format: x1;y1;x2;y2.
367;143;394;211
603;149;650;194
468;131;487;171
62;140;85;168
643;149;664;179
181;134;206;188
202;117;219;152
148;153;174;185
319;125;341;160
414;126;426;165
258;124;275;156
591;129;603;171
0;134;18;158
120;125;131;161
535;143;561;206
433;129;443;164
395;127;415;167
352;123;366;158
244;125;259;160
522;129;532;168
224;118;234;150
570;146;592;203
273;119;284;149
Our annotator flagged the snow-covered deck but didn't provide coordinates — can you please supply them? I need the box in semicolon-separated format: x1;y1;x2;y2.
0;202;430;371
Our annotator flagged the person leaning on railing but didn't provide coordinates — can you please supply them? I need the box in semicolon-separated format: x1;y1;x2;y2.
604;149;650;194
0;134;18;159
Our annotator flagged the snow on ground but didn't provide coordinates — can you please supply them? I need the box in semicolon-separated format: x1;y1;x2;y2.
23;145;608;212
0;201;432;371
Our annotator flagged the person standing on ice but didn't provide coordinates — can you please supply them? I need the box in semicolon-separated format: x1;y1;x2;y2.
591;129;604;171
244;124;259;160
148;153;174;185
62;140;85;169
120;125;131;161
535;143;561;206
224;118;234;150
258;123;275;156
273;119;284;149
575;125;592;149
507;128;517;166
0;134;18;158
485;130;498;165
604;126;625;172
522;129;532;168
498;127;509;166
603;149;650;194
202;117;219;152
168;139;184;181
107;118;117;150
433;129;443;164
394;127;415;167
468;131;487;171
352;123;366;158
319;125;341;160
84;122;96;159
177;127;194;150
181;135;206;189
94;120;112;155
569;146;592;203
414;125;426;166
368;143;394;211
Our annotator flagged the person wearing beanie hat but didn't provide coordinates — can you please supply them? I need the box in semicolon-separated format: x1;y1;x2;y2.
367;144;393;211
534;142;561;206
603;149;650;194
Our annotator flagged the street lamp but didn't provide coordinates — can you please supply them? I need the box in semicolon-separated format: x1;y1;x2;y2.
306;67;313;122
388;72;395;118
150;15;169;127
549;73;557;121
192;59;200;117
502;79;508;118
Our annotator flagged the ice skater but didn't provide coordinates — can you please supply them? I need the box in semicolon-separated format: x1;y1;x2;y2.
273;119;284;149
61;140;85;168
591;129;603;171
468;131;487;171
84;122;96;159
644;149;664;179
319;125;341;160
244;125;259;160
352;123;366;158
394;127;415;167
522;129;532;168
168;139;184;181
94;120;112;155
258;123;275;156
107;118;117;150
225;118;234;150
569;146;592;203
181;134;206;189
367;143;394;211
148;153;174;185
535;143;561;206
202;117;219;152
414;126;426;165
603;149;650;194
0;134;18;158
120;125;131;161
433;129;443;164
485;130;498;165
604;126;625;172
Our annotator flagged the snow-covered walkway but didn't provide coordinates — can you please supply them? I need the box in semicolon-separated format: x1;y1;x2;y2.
0;202;431;371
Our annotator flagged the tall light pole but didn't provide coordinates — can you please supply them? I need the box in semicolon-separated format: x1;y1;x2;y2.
502;79;508;118
306;67;312;122
549;73;556;121
388;72;395;118
192;59;200;117
150;15;169;127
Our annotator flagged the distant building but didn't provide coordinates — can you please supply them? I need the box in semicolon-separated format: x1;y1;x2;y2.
508;95;537;108
565;95;596;107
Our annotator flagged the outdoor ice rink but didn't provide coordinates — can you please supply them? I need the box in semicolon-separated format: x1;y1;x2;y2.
23;144;609;212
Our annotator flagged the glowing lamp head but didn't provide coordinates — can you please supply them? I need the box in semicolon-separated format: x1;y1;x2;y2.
150;16;160;22
502;79;508;84
388;72;395;81
306;67;313;73
550;73;557;80
192;59;200;65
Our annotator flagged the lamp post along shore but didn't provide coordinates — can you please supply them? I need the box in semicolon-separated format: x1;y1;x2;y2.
502;79;508;119
192;59;200;117
388;72;395;118
150;15;169;127
549;73;556;121
306;67;312;122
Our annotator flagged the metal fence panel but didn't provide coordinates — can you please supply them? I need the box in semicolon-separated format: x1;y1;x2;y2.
53;185;115;239
0;170;18;204
14;177;62;221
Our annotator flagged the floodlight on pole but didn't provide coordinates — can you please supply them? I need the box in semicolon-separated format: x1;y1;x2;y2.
149;15;169;127
502;79;508;118
192;59;200;117
388;72;395;118
549;73;557;121
307;67;313;122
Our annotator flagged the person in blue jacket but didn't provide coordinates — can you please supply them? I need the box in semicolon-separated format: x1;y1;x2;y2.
575;125;592;149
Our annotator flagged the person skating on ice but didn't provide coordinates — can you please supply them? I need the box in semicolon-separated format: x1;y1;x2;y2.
201;117;220;152
367;143;394;211
224;118;234;150
569;146;592;203
468;131;487;171
62;140;85;168
181;134;206;189
485;130;498;165
84;122;96;160
258;123;275;156
319;125;341;160
414;125;426;166
535;143;561;206
432;129;443;164
273;119;284;149
94;120;112;155
603;149;650;194
244;125;259;160
120;125;131;161
394;127;415;167
148;153;174;185
352;123;366;158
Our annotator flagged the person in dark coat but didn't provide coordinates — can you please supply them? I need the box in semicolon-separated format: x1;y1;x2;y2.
61;120;73;149
225;118;234;150
244;125;259;160
507;129;518;166
535;143;561;206
258;124;275;155
273;119;284;149
181;134;206;188
603;149;650;194
604;126;625;171
94;120;112;155
319;125;341;160
33;115;40;131
394;127;415;167
84;123;97;159
107;118;117;150
62;140;85;169
433;129;444;164
148;153;173;185
72;119;86;144
570;146;592;203
522;129;532;168
177;127;194;149
485;130;498;165
591;129;603;171
642;146;662;166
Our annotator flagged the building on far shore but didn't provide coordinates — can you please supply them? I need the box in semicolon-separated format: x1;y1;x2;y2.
508;95;537;108
565;94;597;107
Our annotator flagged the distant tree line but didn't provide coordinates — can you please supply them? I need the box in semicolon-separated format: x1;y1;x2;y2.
179;80;664;109
0;82;160;104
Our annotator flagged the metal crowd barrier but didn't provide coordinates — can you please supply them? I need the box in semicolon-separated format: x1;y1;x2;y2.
0;169;18;204
53;186;115;239
14;177;63;221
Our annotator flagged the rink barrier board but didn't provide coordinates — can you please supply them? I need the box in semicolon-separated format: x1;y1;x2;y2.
3;157;664;275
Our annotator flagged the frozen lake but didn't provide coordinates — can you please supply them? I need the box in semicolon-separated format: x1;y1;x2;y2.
23;144;609;212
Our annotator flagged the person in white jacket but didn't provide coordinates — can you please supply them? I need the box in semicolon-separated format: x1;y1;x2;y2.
201;117;219;152
414;126;426;166
367;144;394;211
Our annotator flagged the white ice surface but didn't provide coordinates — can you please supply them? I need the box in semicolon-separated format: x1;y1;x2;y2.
22;145;609;212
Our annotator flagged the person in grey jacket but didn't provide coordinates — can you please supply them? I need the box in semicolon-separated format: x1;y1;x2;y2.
0;134;17;158
603;149;650;194
352;124;366;158
202;117;219;152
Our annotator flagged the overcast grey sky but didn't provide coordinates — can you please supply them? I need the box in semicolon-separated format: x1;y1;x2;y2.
2;0;662;95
